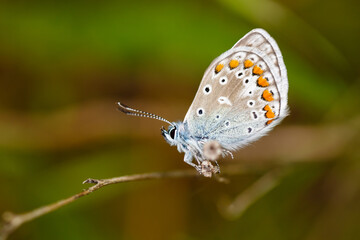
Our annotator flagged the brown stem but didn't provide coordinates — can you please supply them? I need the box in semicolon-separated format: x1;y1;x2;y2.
0;169;201;240
0;162;285;240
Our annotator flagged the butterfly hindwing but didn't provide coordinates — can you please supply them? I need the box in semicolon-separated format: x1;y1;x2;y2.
184;29;288;150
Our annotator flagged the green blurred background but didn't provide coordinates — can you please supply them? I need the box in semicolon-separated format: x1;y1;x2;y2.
0;0;359;239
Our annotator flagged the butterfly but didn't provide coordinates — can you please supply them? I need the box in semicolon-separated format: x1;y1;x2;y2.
118;28;288;176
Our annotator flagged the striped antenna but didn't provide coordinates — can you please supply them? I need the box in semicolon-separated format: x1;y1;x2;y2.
117;102;173;126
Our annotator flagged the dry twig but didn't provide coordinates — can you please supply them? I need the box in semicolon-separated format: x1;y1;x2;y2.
0;162;285;240
0;169;206;240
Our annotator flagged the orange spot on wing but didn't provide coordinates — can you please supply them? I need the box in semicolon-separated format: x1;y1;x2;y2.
266;119;274;125
263;105;271;111
229;59;239;69
257;76;269;87
244;59;254;68
266;110;275;119
262;89;274;101
215;64;224;73
253;65;264;75
263;105;275;119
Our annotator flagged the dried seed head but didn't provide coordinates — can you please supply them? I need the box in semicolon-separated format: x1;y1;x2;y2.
201;160;220;178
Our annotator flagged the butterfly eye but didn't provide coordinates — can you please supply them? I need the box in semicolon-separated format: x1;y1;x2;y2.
169;128;176;139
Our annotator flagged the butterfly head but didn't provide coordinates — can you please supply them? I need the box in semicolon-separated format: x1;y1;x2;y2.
161;124;179;146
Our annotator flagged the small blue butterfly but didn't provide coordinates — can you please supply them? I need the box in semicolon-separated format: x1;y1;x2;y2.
118;29;288;175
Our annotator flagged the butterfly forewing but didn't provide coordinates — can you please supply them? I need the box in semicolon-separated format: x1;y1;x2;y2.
184;29;288;150
232;28;288;112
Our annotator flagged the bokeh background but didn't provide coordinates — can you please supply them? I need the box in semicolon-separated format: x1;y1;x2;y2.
1;0;359;239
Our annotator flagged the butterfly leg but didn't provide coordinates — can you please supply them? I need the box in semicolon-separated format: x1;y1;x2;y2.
184;153;201;172
223;150;234;159
213;160;221;174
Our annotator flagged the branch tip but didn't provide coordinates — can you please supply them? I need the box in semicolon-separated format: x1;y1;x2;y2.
83;178;99;184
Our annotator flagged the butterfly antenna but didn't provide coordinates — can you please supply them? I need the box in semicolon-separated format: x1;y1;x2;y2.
117;102;173;126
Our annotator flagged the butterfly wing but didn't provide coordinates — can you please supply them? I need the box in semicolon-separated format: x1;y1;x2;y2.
183;28;288;151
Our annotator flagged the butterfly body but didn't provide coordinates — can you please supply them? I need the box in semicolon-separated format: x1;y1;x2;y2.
118;28;288;174
161;121;211;169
